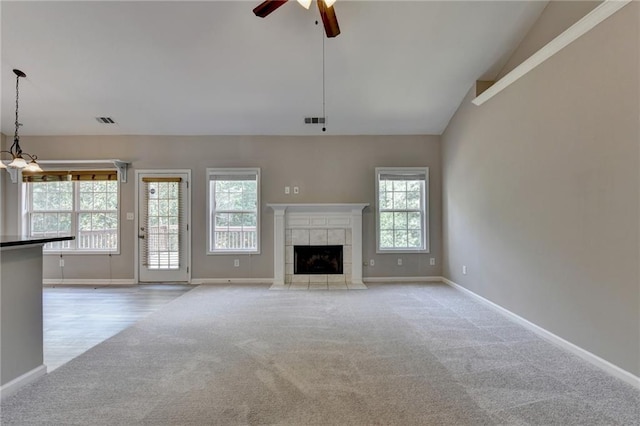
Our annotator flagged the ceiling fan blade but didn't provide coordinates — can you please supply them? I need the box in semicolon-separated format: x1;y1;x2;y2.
253;0;288;18
317;0;340;38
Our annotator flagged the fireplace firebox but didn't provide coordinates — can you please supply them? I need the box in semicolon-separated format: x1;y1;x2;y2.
294;245;343;275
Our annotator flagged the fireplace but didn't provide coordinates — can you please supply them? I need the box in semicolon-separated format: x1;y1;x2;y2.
295;245;343;275
267;203;368;289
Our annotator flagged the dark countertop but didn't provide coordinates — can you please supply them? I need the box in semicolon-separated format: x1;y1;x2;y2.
0;236;75;248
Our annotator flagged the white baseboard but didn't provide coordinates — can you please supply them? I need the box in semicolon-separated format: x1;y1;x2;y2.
441;277;640;389
43;279;136;286
363;276;442;283
0;364;47;401
194;277;441;285
191;278;273;285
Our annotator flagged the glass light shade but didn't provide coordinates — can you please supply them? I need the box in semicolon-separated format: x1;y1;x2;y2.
24;160;43;173
324;0;336;7
8;156;27;169
296;0;312;9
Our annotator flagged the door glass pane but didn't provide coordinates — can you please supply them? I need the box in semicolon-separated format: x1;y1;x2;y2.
146;181;180;270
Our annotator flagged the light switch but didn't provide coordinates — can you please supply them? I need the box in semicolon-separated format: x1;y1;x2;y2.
293;186;299;194
285;186;290;194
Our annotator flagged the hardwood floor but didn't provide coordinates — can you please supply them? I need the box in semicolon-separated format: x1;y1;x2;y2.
43;285;192;371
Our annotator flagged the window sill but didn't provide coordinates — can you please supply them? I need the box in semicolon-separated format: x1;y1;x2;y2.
207;250;260;256
44;250;120;256
376;249;430;255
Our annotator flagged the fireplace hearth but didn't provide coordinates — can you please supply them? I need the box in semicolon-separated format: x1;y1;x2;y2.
295;245;343;275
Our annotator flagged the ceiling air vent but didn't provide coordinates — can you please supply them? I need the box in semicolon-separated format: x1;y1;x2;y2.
304;117;325;124
96;117;116;124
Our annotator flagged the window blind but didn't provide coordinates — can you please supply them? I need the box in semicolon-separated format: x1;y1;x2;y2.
23;169;118;182
141;177;182;183
378;172;427;181
208;173;257;182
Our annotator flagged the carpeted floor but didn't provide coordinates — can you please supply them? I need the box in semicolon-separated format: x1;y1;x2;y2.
2;283;638;425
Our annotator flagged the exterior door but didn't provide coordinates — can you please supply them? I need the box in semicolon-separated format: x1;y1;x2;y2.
137;171;190;282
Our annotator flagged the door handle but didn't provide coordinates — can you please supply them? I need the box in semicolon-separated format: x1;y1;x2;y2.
138;235;145;239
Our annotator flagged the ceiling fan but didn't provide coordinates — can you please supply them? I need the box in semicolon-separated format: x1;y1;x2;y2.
253;0;340;38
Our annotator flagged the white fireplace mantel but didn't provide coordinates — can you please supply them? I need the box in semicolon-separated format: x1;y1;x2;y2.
268;203;369;214
267;203;369;288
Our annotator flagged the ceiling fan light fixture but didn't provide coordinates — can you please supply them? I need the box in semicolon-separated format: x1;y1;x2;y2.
253;0;340;37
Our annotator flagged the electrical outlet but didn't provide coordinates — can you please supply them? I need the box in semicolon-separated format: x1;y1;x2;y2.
462;265;467;275
234;259;240;267
397;258;402;266
293;186;299;194
285;186;290;194
430;258;435;266
126;212;134;221
59;258;64;267
369;259;375;266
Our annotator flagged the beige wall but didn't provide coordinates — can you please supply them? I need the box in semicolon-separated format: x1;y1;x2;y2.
1;133;5;234
2;135;442;281
496;1;601;79
442;3;639;376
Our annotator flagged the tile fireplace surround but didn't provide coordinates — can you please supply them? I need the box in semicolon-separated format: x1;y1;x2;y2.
267;204;368;290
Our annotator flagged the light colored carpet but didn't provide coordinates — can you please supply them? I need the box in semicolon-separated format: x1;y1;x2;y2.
2;283;638;425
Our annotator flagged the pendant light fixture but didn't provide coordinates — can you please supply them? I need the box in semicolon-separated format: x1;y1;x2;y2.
1;69;42;172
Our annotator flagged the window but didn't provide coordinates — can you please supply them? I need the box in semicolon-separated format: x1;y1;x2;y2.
376;167;429;253
26;171;119;252
207;168;260;254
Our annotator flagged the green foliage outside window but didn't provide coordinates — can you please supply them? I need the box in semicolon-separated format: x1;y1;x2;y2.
29;180;119;251
378;175;425;251
209;173;259;252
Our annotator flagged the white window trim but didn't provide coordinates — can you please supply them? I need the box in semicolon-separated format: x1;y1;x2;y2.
206;167;261;255
375;167;430;254
21;167;121;255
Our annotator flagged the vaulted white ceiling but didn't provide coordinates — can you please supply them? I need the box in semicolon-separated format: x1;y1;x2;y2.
1;1;547;136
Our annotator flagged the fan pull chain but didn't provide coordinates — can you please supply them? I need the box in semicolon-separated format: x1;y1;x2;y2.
322;26;326;132
315;18;327;132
